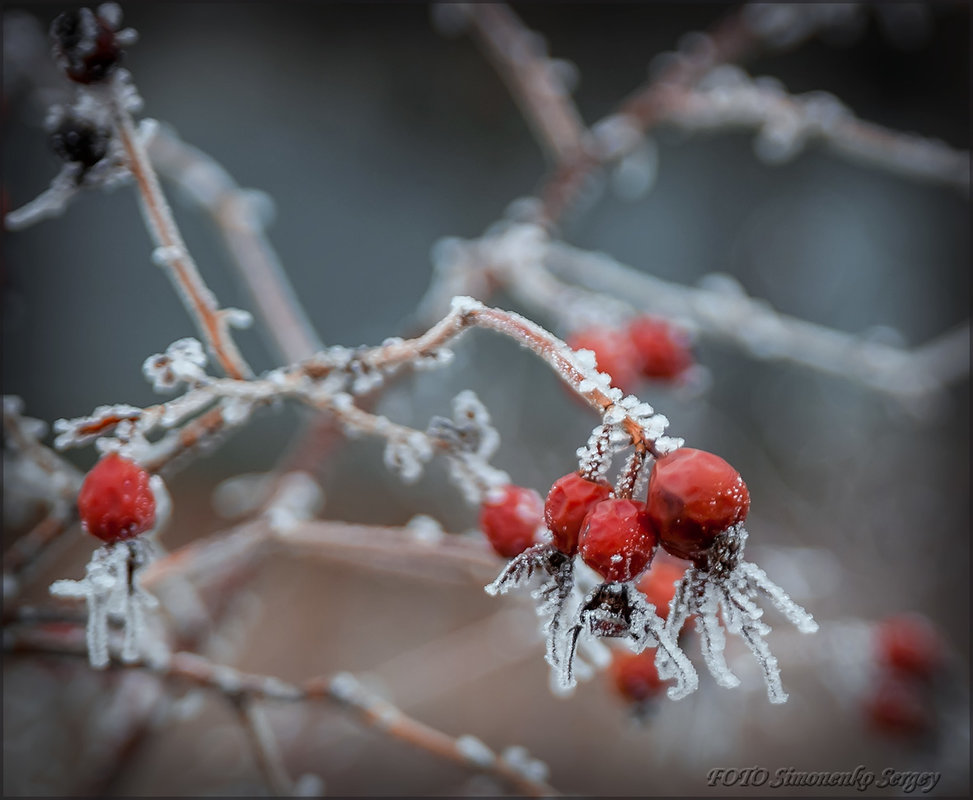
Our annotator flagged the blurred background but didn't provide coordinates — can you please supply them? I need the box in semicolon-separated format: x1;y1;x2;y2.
3;2;969;796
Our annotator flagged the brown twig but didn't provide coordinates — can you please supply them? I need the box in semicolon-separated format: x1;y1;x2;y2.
4;629;559;796
105;78;253;381
465;3;587;163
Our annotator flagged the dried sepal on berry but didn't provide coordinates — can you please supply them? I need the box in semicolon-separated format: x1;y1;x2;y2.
558;580;698;699
659;525;818;704
49;537;163;668
50;4;133;85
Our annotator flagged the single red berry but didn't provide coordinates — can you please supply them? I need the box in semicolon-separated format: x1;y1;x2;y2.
646;448;750;567
479;485;544;558
50;8;123;85
626;316;693;380
77;453;156;543
608;647;666;704
579;498;658;583
567;326;641;394
874;614;946;681
635;560;686;620
863;675;934;738
544;471;613;555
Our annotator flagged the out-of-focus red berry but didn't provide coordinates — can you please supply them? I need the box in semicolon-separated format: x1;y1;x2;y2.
863;675;934;738
77;453;156;543
874;614;946;681
567;326;641;394
479;485;544;558
608;647;666;703
646;448;750;567
544;471;613;555
626;316;693;380
578;498;657;583
635;560;686;620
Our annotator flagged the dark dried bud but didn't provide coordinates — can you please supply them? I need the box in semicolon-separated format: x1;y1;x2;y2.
50;8;122;84
50;114;110;169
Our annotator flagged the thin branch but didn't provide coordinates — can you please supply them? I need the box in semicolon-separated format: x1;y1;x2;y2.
536;6;761;228
147;124;324;364
659;73;970;191
544;241;970;406
231;696;296;797
104;78;253;380
464;3;587;163
4;630;559;797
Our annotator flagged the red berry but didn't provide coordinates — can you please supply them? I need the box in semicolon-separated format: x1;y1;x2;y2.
863;675;934;738
479;485;544;558
567;326;641;394
635;560;686;620
608;647;665;703
578;498;658;583
77;453;156;543
544;471;613;555
875;614;946;680
626;316;693;380
646;448;750;567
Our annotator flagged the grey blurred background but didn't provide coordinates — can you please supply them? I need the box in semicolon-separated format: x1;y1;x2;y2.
3;2;969;796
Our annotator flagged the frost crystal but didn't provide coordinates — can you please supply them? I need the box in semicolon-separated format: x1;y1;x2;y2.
49;538;162;669
428;390;509;504
383;432;433;484
456;734;496;768
143;338;208;392
53;403;143;449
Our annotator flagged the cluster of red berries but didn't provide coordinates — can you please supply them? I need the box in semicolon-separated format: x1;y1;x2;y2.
567;315;693;394
863;613;946;739
480;447;749;583
77;453;157;544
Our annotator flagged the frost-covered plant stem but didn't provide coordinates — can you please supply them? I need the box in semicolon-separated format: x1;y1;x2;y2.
105;75;253;380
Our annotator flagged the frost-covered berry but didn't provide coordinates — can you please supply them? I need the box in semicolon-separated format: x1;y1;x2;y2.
646;448;750;567
544;471;613;555
50;8;123;84
608;647;666;704
874;613;946;681
50;113;110;169
567;326;641;394
863;675;933;738
77;453;156;543
635;560;686;620
578;498;657;583
479;485;544;558
626;316;693;380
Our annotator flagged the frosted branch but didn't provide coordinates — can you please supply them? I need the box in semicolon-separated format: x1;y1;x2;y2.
105;74;253;380
463;3;587;163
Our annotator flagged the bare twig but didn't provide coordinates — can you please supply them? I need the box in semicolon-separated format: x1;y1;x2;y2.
104;78;253;380
147;124;323;364
231;696;296;797
4;630;559;797
544;241;970;405
464;3;586;163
